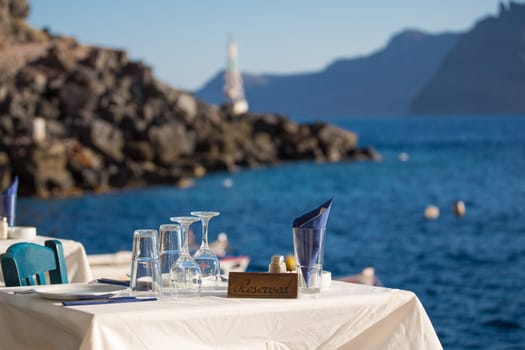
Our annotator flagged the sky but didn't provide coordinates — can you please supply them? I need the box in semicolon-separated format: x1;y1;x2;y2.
27;0;510;92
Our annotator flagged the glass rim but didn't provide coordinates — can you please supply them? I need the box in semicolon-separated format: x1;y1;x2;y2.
169;216;201;223
133;229;158;236
159;223;181;230
292;227;327;231
190;211;220;217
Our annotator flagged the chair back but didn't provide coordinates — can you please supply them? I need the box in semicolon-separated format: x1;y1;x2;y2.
1;240;69;287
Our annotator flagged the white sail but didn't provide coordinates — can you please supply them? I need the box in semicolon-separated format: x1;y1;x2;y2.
224;39;248;115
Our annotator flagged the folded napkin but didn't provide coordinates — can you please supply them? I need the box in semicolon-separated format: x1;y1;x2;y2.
62;296;157;306
96;278;130;287
1;176;18;226
293;198;332;229
293;198;332;287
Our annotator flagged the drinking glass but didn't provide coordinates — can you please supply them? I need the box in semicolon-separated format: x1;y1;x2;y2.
169;216;202;298
292;227;326;294
190;211;220;287
159;224;182;294
130;229;162;297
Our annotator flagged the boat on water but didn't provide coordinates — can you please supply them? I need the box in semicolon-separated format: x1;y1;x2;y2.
218;255;250;276
208;232;250;275
337;267;383;287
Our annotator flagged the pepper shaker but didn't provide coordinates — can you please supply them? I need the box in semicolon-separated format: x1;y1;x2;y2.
268;255;286;273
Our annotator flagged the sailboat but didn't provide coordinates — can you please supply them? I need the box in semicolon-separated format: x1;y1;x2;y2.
224;38;249;115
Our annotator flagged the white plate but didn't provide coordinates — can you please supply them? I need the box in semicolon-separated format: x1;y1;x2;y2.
8;226;37;239
33;283;128;301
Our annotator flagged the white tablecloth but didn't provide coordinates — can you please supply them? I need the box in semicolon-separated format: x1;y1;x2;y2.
0;235;93;284
0;281;442;349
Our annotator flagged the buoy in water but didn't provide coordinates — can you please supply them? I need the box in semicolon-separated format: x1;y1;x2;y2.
223;178;233;188
399;152;409;162
453;200;466;216
424;205;440;219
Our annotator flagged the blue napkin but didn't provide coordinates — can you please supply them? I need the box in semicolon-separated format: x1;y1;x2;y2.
96;278;130;287
1;176;18;226
62;296;157;306
293;199;332;287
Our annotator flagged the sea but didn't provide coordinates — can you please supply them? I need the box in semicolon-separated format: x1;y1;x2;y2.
17;115;525;350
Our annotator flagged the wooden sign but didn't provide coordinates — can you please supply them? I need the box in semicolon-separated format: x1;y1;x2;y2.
227;272;298;299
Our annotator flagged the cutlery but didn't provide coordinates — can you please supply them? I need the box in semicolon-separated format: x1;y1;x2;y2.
62;296;157;306
12;289;36;295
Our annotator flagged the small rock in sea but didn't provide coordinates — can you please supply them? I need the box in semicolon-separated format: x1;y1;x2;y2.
176;178;193;189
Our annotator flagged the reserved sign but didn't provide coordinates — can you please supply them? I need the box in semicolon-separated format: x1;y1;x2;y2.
227;272;298;299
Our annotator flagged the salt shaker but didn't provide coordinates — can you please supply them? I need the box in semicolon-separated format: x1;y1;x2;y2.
268;255;286;273
0;217;8;240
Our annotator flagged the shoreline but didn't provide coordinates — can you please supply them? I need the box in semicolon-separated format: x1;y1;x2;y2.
0;2;379;199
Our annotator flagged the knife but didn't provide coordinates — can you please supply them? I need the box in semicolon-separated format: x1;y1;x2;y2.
62;296;157;306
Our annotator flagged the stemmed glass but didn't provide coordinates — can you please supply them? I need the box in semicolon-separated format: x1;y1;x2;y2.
190;211;221;287
169;216;202;297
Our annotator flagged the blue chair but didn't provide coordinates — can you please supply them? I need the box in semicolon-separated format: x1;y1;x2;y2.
1;240;69;287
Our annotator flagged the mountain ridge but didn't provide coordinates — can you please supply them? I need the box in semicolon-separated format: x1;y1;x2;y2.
410;1;525;115
196;29;461;117
197;1;525;117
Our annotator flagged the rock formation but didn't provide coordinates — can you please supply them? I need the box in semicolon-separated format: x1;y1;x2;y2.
0;0;378;197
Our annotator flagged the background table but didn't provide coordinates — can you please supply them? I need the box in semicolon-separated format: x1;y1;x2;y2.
0;235;93;284
0;281;442;349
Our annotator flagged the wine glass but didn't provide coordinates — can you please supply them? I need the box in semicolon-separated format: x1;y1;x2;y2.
169;216;202;298
190;211;220;287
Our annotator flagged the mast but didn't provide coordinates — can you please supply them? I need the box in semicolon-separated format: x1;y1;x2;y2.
224;38;248;115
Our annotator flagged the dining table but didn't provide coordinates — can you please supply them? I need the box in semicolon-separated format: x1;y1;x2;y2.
0;235;93;285
0;280;442;349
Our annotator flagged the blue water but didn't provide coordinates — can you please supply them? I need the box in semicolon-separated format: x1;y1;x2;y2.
18;116;525;350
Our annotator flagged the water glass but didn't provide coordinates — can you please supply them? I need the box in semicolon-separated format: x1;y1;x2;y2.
292;227;326;294
130;229;162;297
159;224;182;294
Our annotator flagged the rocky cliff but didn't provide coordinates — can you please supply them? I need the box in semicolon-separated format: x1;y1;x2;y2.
0;0;378;198
196;30;459;117
411;1;525;115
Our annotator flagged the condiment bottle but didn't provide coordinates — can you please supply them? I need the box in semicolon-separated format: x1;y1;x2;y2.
0;217;8;239
268;255;286;273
